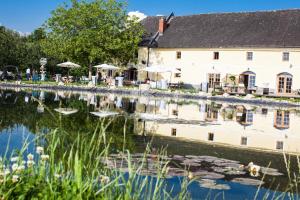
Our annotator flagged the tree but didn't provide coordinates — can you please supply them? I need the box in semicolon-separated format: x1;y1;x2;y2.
0;26;23;68
41;0;144;79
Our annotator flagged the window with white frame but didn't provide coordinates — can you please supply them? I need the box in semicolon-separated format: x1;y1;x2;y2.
175;68;181;78
283;52;289;61
276;141;284;150
247;52;253;61
208;73;221;88
208;133;214;141
241;137;248;145
171;128;177;136
176;51;181;59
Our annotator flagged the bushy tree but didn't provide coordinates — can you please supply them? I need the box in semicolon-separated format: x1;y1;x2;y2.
41;0;144;78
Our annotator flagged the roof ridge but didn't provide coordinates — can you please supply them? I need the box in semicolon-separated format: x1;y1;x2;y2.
145;9;300;19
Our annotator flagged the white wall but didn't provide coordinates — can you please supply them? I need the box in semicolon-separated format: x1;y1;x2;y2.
138;48;300;92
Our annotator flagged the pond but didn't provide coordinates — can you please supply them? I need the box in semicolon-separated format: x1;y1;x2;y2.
0;88;299;199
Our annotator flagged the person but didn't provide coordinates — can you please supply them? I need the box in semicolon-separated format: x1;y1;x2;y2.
17;72;22;83
26;68;31;80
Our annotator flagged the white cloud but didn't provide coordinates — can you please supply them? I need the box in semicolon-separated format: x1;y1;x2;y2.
128;11;147;22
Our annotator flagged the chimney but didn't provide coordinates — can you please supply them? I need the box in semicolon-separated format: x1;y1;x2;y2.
158;17;166;35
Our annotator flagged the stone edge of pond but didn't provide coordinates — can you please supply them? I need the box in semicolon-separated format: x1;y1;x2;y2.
0;82;299;108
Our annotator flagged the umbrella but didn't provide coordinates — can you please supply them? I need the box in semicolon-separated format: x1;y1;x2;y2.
93;64;120;70
57;62;81;79
90;111;119;118
54;108;78;115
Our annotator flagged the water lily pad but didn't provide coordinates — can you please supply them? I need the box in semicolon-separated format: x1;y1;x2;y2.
181;162;201;167
193;171;225;179
232;178;264;186
198;179;231;190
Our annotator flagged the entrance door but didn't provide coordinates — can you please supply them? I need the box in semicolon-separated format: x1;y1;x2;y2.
277;72;293;94
240;71;256;93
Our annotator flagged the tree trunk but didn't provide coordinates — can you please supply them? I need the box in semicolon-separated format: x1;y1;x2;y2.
88;63;92;80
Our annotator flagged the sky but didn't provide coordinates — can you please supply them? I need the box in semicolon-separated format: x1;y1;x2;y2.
0;0;300;34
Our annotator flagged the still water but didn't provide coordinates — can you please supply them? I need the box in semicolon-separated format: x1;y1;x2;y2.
0;88;299;199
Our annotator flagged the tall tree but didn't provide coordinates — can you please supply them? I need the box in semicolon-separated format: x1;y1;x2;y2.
41;0;144;79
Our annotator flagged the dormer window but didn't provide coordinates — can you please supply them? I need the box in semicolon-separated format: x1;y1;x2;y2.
213;52;219;60
176;51;181;59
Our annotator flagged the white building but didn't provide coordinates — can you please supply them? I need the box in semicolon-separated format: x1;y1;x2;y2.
138;10;300;96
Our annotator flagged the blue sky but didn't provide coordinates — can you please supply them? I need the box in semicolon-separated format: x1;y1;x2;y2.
0;0;300;33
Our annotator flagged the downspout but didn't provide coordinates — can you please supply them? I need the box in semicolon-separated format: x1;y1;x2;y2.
146;46;150;79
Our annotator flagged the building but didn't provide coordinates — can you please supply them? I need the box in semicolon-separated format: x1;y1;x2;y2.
138;9;300;96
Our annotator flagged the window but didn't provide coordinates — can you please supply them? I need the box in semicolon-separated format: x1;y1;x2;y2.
213;52;219;60
274;110;290;129
247;52;253;61
262;108;268;115
283;52;289;61
108;70;113;77
172;109;178;116
208;73;221;88
249;75;256;89
208;133;214;141
246;111;253;123
277;73;293;94
171;128;177;136
241;137;247;145
276;141;284;150
176;51;181;59
175;68;181;78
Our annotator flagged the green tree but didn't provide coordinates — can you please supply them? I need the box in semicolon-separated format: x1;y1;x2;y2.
0;26;23;68
41;0;144;79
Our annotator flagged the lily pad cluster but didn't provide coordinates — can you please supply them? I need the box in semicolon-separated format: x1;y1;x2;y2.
101;153;284;190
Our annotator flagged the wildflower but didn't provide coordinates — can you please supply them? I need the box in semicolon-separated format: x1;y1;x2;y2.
4;169;10;176
41;155;50;161
99;175;110;184
17;165;25;173
27;153;34;161
12;175;19;183
12;164;18;172
188;172;194;180
36;146;44;154
27;160;35;167
11;157;19;163
0;169;10;177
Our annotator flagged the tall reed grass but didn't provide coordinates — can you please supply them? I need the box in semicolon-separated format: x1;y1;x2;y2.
0;119;190;199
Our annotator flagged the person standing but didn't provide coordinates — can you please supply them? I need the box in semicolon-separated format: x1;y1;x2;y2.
26;68;31;80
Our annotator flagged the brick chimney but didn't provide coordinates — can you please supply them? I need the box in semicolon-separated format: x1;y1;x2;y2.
158;17;166;35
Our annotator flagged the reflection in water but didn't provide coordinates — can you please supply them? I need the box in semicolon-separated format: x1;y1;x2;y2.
136;99;300;154
1;89;299;154
0;89;300;197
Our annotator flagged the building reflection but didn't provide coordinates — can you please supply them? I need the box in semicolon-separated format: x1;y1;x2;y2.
133;97;300;154
274;110;290;129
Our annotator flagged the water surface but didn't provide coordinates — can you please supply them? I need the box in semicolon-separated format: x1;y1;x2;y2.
0;88;299;199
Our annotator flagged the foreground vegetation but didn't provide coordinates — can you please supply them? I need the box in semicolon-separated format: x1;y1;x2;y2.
0;121;189;199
